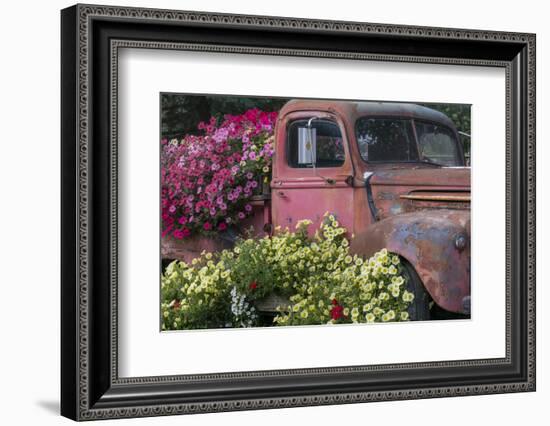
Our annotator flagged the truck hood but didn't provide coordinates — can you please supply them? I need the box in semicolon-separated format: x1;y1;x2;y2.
366;167;470;220
368;167;470;188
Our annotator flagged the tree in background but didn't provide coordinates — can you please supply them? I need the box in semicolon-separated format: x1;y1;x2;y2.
161;95;471;160
161;94;289;139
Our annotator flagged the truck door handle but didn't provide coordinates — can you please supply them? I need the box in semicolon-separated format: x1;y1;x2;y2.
277;191;286;198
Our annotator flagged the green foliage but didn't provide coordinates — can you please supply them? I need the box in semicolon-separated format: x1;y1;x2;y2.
161;94;289;139
161;217;414;330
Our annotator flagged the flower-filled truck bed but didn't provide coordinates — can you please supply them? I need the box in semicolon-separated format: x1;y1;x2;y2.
161;193;271;264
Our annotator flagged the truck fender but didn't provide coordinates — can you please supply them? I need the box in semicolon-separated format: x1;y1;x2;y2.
350;210;470;314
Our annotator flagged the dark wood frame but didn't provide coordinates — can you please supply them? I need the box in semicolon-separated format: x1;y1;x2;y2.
61;4;536;421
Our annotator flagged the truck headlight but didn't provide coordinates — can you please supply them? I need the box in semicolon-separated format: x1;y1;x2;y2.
454;233;467;251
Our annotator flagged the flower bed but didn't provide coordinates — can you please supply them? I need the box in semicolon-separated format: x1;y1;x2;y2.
161;109;277;240
161;215;414;330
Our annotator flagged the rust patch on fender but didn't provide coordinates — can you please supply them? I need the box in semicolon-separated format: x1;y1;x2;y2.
350;209;470;314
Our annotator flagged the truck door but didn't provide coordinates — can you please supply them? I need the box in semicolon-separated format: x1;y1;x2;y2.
271;112;355;235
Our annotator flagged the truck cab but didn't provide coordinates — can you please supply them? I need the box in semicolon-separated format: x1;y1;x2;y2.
271;100;470;317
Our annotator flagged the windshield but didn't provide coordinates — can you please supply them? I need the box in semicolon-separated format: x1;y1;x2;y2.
355;117;462;166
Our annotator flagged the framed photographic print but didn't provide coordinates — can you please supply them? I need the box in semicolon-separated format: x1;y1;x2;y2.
61;3;536;421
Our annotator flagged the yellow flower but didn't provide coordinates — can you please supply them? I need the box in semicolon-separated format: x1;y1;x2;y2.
402;291;415;302
373;307;384;316
296;219;313;229
392;276;405;286
262;166;269;173
400;311;409;321
366;313;375;322
300;310;309;319
345;255;353;264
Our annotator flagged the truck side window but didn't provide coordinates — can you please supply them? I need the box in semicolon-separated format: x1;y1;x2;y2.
355;118;418;162
287;119;345;168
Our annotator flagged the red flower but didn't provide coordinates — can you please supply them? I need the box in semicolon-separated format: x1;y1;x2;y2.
217;222;228;231
331;298;338;306
249;281;258;290
203;222;212;231
330;305;344;320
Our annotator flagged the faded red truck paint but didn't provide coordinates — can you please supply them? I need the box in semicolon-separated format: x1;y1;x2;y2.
163;99;471;316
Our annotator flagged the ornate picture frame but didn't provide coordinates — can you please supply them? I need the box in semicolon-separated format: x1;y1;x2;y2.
61;4;535;420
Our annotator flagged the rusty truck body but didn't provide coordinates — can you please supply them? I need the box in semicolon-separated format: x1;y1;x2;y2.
163;99;471;319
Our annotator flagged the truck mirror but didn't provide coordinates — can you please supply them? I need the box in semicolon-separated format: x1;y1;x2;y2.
298;126;317;165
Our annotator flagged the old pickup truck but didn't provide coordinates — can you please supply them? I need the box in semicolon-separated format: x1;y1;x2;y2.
162;99;471;320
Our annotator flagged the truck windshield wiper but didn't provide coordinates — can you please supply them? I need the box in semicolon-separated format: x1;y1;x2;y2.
417;158;444;167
